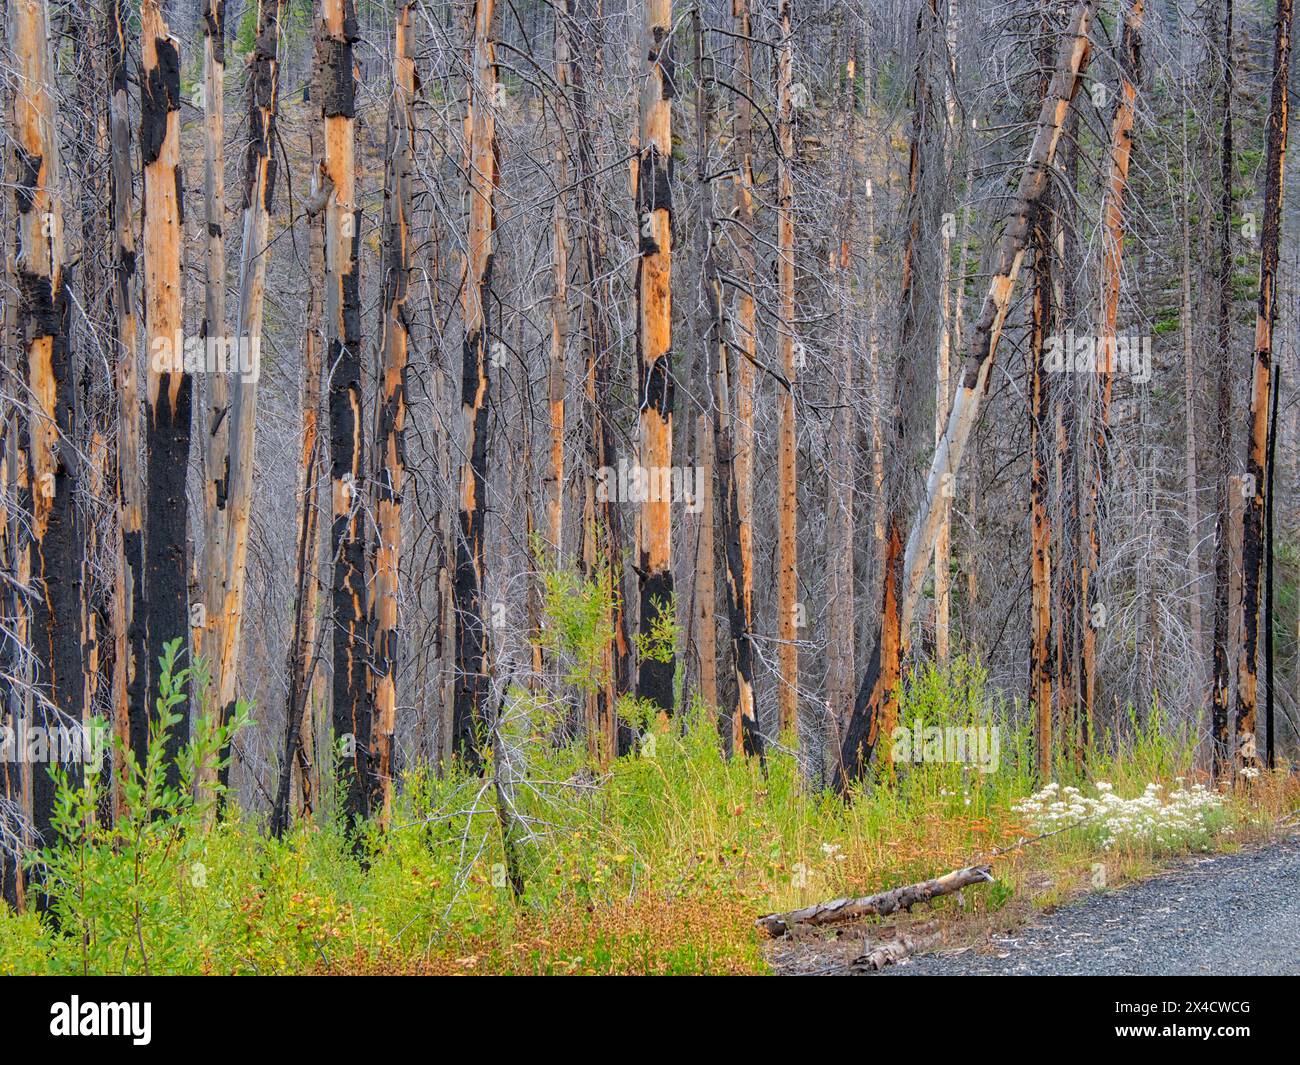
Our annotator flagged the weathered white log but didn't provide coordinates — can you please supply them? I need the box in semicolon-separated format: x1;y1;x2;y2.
853;930;942;972
756;864;994;938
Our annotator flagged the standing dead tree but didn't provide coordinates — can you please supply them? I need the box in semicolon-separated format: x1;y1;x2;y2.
775;0;799;739
140;0;190;784
108;0;144;815
634;0;677;717
369;0;416;826
454;0;497;771
839;0;1095;787
1235;0;1293;769
321;0;369;822
9;0;81;874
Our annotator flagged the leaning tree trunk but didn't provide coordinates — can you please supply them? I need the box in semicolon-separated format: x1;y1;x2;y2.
368;0;415;827
775;0;800;738
634;0;677;716
453;0;497;771
1235;0;1293;768
838;0;1095;787
321;0;368;821
10;0;82;879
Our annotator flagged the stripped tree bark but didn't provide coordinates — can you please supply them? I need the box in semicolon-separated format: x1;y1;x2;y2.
141;0;190;783
838;1;1095;787
634;0;677;716
368;0;416;827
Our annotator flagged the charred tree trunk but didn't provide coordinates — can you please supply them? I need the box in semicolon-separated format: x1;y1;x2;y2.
368;0;415;827
1029;200;1054;779
322;0;368;821
1210;0;1235;779
1235;0;1292;768
11;0;82;877
453;0;497;771
107;0;144;817
839;0;951;785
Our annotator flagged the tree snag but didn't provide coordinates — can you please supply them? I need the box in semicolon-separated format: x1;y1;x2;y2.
453;0;497;771
838;1;1094;788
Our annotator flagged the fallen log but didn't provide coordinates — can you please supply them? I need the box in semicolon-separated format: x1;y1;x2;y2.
852;930;942;972
756;864;994;938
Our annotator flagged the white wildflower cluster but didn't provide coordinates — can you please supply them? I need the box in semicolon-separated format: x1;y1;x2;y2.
1012;778;1226;852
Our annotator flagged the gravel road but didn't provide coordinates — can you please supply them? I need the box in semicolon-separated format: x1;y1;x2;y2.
885;838;1300;976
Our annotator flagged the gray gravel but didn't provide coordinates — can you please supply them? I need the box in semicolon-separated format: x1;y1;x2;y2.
884;838;1300;976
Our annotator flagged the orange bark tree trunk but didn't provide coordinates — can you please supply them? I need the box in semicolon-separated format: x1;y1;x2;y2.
369;0;416;826
634;0;677;716
141;0;190;785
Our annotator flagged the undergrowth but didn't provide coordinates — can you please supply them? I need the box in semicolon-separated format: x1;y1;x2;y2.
2;645;1294;975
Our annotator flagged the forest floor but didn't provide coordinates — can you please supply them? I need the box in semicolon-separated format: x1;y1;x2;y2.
767;834;1300;975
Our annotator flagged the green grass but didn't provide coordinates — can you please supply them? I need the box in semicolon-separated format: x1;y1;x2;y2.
4;648;1286;975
